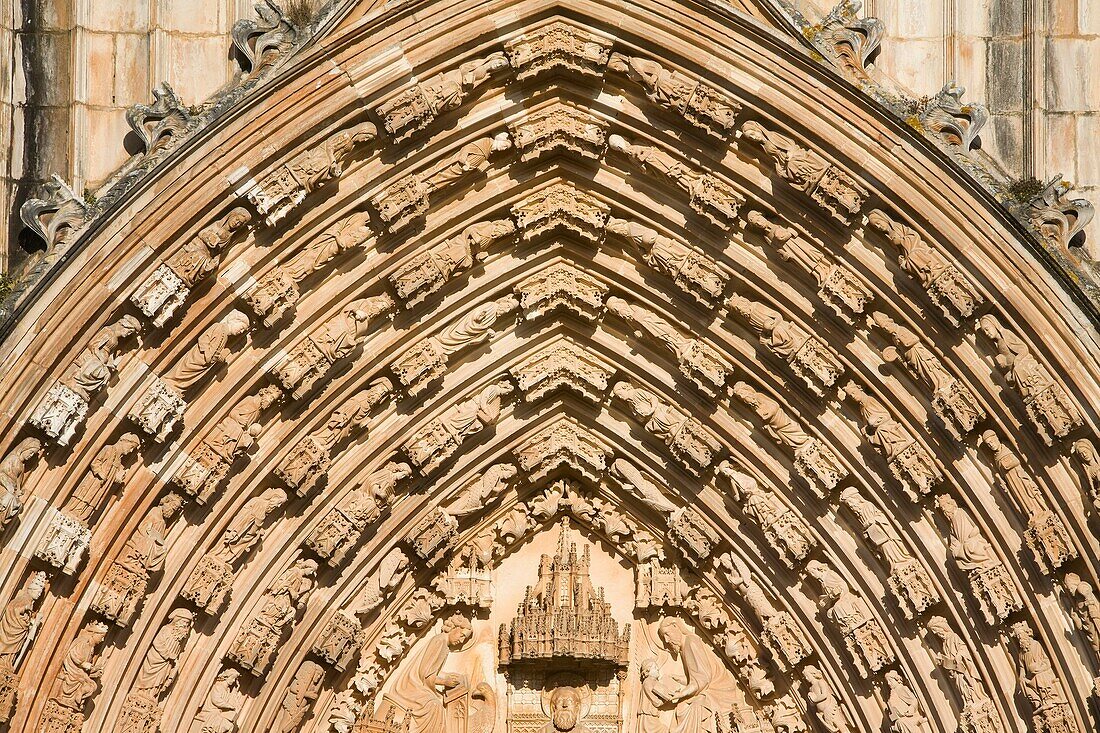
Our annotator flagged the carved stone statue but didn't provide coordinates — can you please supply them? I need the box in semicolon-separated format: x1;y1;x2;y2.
355;548;411;615
246;212;373;325
92;492;185;626
608;53;740;136
923;615;1000;733
612;382;720;475
227;558;318;674
390;219;515;307
606;218;727;303
746;211;870;320
373;133;512;232
980;430;1076;574
1070;438;1100;511
610;458;678;516
446;463;517;519
728;294;842;393
1010;622;1077;733
0;571;48;723
237;121;377;224
276;376;392;497
839;381;942;500
606;296;732;394
717;552;810;670
883;671;929;733
740;121;865;222
935;494;1022;625
130;310;252;442
36;431;140;573
276;660;325;733
404;379;514;472
48;620;109;715
187;668;243;733
1063;574;1100;694
31;314;142;444
181;487;287;613
839;487;939;619
802;666;850;733
117;608;194;733
978;314;1082;445
308;461;412;565
130;207;252;326
732;382;846;496
394;295;519;395
805;560;894;677
172;385;283;504
870;311;985;438
716;461;815;567
655;617;736;733
866;209;982;325
378;53;510;139
387;613;473;733
274;295;395;398
0;437;43;530
607;134;742;229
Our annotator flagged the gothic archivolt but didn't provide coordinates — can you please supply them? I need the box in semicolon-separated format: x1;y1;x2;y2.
0;2;1098;733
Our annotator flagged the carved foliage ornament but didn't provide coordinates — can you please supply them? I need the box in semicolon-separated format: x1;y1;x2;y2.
509;338;617;404
503;20;612;80
511;182;609;242
508;104;608;162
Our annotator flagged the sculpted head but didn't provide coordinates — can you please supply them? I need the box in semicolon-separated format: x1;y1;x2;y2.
117;432;141;457
117;314;143;338
442;613;473;649
740;121;765;144
1073;438;1098;463
731;381;758;406
224;206;252;231
223;310;251;337
977;314;1002;342
490;132;512;153
26;571;48;600
935;493;959;518
549;686;584;731
657;616;686;654
168;607;194;631
607;134;629;153
865;208;891;234
639;658;659;680
159;492;186;519
925;615;951;640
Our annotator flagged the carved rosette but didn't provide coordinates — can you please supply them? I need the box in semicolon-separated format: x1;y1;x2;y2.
503;20;612;80
608;52;740;137
514;417;612;481
129;376;187;442
33;511;91;575
511;182;610;242
29;383;88;446
515;262;608;320
509;338;616;403
508;104;608;162
312;611;364;672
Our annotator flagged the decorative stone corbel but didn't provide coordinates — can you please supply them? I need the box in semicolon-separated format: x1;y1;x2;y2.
511;182;609;242
916;82;988;151
503;20;613;80
508;103;607;162
18;175;89;250
125;82;197;156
